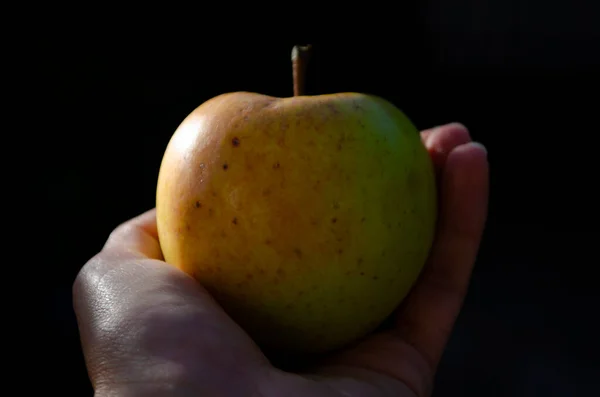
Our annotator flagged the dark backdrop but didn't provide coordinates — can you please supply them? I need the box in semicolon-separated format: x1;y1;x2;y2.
35;7;599;397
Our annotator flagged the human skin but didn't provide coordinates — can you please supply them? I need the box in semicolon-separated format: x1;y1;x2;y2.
73;122;489;397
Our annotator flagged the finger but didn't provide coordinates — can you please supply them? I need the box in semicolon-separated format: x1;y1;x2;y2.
420;123;471;179
102;208;162;260
316;140;487;396
395;141;489;370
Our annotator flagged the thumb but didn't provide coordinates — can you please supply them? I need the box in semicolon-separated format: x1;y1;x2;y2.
73;209;267;393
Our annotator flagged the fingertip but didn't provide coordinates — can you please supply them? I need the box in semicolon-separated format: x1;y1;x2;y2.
446;141;489;170
102;208;163;260
130;208;159;236
469;141;488;156
425;123;471;150
445;122;469;133
442;141;489;231
421;123;472;179
421;122;468;139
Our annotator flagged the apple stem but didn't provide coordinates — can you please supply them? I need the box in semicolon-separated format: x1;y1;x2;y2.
292;45;311;96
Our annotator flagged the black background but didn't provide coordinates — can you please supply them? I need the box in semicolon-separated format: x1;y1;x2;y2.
33;5;599;396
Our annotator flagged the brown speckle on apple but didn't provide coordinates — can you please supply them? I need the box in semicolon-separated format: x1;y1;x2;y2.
327;103;340;114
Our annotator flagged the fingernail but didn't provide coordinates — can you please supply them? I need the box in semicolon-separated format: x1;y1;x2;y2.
471;142;488;155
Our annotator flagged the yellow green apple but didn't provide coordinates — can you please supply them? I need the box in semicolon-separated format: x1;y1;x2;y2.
156;90;437;354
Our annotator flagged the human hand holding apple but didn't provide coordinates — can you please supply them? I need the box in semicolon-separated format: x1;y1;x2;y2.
73;46;489;397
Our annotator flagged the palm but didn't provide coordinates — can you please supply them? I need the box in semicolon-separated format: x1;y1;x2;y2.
74;123;488;397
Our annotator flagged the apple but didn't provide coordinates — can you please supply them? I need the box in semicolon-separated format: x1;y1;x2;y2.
155;46;437;354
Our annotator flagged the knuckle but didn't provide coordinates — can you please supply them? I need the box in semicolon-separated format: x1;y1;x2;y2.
73;252;106;300
104;221;135;248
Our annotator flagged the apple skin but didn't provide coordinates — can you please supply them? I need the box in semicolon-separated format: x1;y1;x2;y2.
156;92;437;354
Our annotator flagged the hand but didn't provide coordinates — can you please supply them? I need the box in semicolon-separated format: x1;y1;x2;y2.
73;123;489;397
